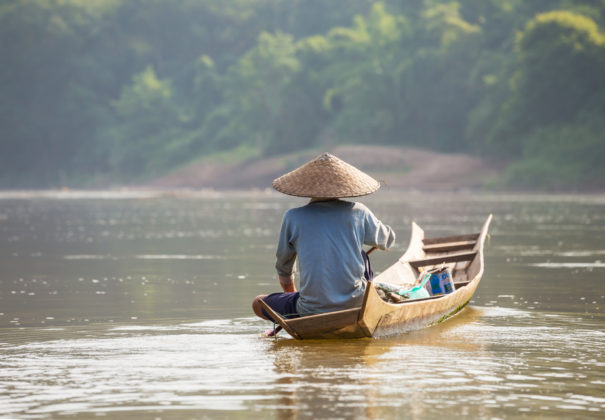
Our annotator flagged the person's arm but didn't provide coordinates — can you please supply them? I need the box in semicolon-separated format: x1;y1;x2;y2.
279;274;296;292
275;211;297;291
363;207;396;250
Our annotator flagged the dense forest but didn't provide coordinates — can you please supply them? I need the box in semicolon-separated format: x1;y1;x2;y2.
1;0;604;189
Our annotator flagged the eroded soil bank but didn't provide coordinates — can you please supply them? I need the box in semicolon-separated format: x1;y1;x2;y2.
147;145;504;191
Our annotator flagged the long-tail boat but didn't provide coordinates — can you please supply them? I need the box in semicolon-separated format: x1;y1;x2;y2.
260;215;492;339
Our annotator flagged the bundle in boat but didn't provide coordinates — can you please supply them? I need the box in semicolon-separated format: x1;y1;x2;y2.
375;266;456;303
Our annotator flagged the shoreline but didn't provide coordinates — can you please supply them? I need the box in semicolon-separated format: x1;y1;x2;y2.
0;188;603;200
2;146;602;193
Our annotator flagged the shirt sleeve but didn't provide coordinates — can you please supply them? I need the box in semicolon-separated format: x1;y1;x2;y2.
275;211;297;276
363;207;396;250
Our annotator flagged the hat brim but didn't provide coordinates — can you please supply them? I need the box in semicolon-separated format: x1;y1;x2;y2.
272;153;381;198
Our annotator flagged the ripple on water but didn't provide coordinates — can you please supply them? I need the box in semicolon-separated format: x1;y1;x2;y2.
0;309;604;418
135;254;226;260
63;254;226;261
531;262;605;268
63;254;116;260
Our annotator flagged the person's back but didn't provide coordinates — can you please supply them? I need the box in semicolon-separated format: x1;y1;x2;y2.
277;199;395;315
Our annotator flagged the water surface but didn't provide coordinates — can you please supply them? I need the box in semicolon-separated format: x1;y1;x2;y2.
0;190;603;418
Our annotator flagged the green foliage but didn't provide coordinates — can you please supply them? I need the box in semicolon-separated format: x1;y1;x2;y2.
108;66;186;178
315;3;411;145
113;67;175;117
504;112;605;188
489;10;605;156
208;31;302;153
1;0;604;189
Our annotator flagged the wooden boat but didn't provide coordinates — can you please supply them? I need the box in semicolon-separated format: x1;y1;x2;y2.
260;215;492;339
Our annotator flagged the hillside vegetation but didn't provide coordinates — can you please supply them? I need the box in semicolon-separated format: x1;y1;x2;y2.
1;0;604;190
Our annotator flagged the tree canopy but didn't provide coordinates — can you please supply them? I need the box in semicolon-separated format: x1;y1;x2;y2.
1;0;604;189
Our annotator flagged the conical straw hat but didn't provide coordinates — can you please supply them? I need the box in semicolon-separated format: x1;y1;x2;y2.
272;153;380;198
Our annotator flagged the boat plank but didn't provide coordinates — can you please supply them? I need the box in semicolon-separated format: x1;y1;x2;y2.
423;240;476;253
423;233;479;245
409;251;477;269
393;295;444;304
286;308;362;338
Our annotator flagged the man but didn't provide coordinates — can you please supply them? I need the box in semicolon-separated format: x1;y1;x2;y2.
252;153;395;323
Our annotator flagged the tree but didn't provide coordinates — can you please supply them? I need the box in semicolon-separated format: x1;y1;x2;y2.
108;66;184;177
215;31;301;152
0;0;118;186
490;10;605;155
317;3;410;145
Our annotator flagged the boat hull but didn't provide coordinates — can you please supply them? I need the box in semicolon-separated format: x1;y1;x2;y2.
361;280;477;338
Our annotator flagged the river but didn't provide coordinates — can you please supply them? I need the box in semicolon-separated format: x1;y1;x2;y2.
0;190;603;418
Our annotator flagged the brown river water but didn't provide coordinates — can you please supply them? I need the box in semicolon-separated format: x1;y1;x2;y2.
0;190;603;419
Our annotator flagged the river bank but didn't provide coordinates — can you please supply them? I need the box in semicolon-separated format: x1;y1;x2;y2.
145;145;506;192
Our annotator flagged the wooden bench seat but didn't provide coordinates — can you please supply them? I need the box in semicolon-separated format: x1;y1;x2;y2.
409;251;477;269
423;240;476;253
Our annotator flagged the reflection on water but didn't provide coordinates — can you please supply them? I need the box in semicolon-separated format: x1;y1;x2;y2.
0;191;604;418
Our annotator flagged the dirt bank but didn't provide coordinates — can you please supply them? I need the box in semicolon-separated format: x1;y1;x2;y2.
147;145;504;191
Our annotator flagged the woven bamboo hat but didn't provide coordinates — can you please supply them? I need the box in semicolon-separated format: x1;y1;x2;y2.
272;153;380;198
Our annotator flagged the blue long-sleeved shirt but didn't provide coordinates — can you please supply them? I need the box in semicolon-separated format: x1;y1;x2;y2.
275;199;395;316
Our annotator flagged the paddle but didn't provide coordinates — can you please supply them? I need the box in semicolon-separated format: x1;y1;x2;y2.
264;326;281;337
